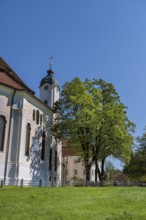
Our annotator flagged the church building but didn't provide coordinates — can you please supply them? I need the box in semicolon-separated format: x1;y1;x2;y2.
0;57;62;186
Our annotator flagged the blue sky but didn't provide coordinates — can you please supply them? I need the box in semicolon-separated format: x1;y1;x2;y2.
1;0;146;169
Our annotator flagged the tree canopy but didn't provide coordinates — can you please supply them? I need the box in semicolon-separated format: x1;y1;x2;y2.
124;127;146;181
54;77;135;181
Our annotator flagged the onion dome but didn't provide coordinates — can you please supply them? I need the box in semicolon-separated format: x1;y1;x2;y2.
40;63;59;88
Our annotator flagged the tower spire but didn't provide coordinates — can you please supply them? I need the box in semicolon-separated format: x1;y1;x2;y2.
49;56;53;70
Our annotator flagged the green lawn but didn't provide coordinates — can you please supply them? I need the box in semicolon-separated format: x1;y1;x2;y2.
0;186;146;220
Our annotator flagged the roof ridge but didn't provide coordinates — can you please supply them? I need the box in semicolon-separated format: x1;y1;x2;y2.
0;57;35;95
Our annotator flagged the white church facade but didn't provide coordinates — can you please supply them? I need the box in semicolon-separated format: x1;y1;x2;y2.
0;57;62;186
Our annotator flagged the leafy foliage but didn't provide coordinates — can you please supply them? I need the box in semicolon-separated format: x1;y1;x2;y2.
54;77;135;181
124;127;146;181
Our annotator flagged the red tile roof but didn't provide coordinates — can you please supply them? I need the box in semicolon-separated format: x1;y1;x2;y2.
0;57;34;94
0;57;54;113
62;140;78;156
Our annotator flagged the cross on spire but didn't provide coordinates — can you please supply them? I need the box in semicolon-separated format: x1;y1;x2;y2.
49;56;53;70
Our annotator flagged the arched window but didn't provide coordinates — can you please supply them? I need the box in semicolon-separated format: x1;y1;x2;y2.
0;116;6;151
25;123;31;156
36;110;39;125
41;131;45;160
32;109;35;121
40;114;42;125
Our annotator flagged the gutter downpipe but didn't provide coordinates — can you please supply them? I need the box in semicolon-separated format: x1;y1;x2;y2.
4;89;16;185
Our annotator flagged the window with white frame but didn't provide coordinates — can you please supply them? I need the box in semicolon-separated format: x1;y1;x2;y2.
25;123;31;156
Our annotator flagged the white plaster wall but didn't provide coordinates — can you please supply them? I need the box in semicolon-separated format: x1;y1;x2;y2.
0;85;14;179
40;80;62;183
40;84;60;109
17;94;52;182
40;84;52;107
57;141;62;183
0;82;62;184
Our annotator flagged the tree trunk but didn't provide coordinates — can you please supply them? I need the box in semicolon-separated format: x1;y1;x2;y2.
101;158;105;180
85;164;91;182
96;162;102;182
95;158;98;182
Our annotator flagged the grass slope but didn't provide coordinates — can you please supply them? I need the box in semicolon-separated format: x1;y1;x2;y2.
0;186;146;220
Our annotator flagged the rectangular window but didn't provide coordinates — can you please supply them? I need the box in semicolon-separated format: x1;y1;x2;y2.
36;110;39;125
64;157;68;164
40;114;42;125
41;131;45;160
55;150;57;172
32;110;35;121
25;123;31;156
74;169;77;175
49;148;52;170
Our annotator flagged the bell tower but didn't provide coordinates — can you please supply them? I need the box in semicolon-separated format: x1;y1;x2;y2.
39;60;62;184
40;62;60;108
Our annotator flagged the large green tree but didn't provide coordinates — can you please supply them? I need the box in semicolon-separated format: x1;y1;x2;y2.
124;127;146;181
89;79;135;181
54;77;135;182
54;77;101;181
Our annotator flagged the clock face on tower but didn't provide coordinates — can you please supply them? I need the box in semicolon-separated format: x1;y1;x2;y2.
44;85;49;90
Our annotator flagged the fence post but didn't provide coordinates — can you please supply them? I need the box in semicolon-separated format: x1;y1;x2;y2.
39;179;42;187
20;179;23;188
1;180;3;188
